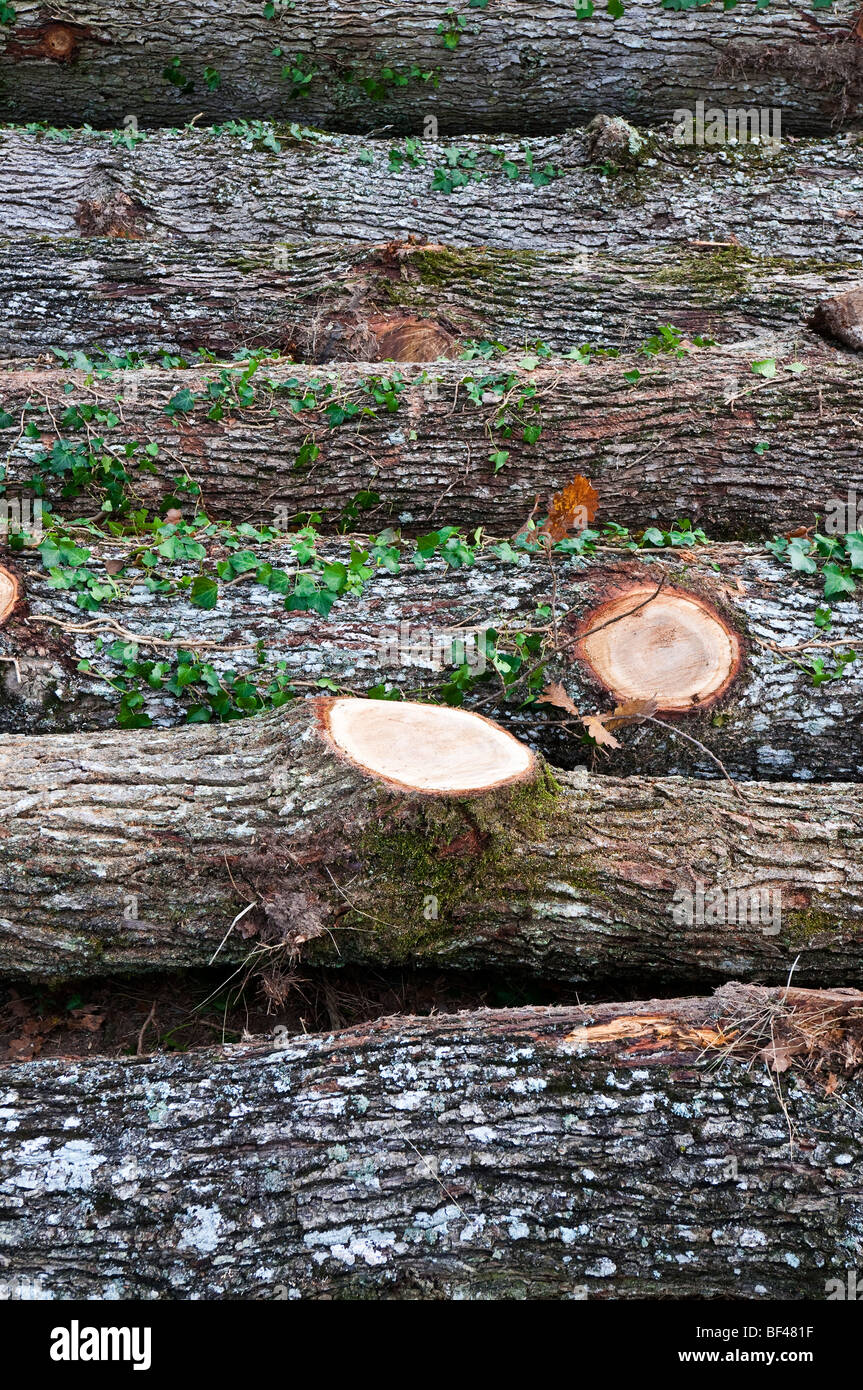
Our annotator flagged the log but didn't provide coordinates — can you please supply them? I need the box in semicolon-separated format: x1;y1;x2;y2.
0;696;860;985
2;125;863;259
3;235;862;361
1;352;860;537
0;0;861;133
0;567;16;624
2;540;861;786
1;984;862;1299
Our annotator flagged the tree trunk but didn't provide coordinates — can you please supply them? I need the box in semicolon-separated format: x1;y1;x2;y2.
3;235;860;361
0;697;860;984
2;353;859;538
1;0;861;133
3;541;861;785
1;984;862;1299
5;0;863;1315
2;126;863;258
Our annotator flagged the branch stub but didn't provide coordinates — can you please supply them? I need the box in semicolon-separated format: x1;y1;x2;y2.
319;697;536;794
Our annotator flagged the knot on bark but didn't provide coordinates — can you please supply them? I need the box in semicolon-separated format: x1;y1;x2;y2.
6;22;101;64
584;114;646;168
260;889;328;950
0;567;18;627
41;23;78;61
364;315;457;363
74;191;147;240
810;287;863;352
311;311;457;364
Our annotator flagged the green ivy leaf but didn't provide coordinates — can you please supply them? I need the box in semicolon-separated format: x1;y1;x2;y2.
641;527;666;547
823;564;856;598
787;540;817;574
190;574;219;609
165;388;197;416
751;359;776;378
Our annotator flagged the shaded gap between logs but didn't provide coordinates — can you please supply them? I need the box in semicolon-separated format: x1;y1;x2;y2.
0;964;710;1063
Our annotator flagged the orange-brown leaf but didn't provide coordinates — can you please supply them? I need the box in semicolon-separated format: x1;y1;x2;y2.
538;474;599;543
604;697;658;730
581;712;621;749
538;681;579;717
69;1011;105;1033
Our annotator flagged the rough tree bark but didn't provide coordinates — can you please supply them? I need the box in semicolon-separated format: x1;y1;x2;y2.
5;0;863;1317
1;985;862;1299
2;353;860;537
1;0;861;132
3;236;861;361
2;126;863;258
0;697;860;984
2;541;861;785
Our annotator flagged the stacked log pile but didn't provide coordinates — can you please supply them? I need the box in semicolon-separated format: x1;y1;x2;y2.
0;0;862;1300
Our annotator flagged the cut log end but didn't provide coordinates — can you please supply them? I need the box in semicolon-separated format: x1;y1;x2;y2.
573;586;741;712
318;697;536;794
41;24;79;61
366;315;457;362
0;567;19;625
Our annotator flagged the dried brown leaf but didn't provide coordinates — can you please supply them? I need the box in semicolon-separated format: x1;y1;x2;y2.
759;1041;797;1073
69;1011;104;1033
538;681;579;718
604;697;658;730
537;475;599;544
581;713;621;749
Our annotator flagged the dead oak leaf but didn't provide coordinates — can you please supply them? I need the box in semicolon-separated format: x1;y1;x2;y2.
581;713;621;749
760;1043;794;1073
68;1010;105;1033
537;474;599;544
538;681;579;717
604;697;658;730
